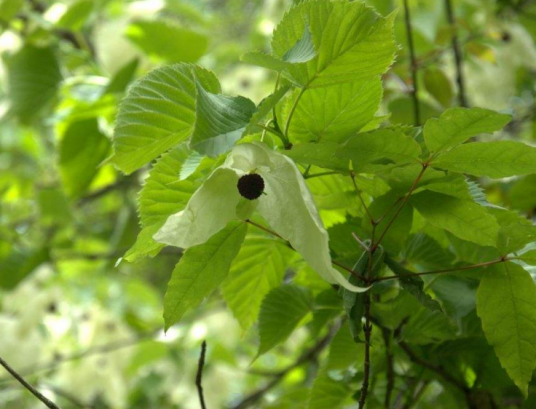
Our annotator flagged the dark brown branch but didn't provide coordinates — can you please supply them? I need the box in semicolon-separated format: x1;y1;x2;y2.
381;328;395;408
445;0;468;107
196;341;208;409
403;0;421;125
232;324;338;409
0;354;60;409
358;290;373;409
372;258;506;283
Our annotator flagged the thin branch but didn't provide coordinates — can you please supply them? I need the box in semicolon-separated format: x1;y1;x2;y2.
352;232;370;252
256;123;290;147
373;164;428;251
232;324;338;409
381;328;395;409
445;0;468;107
372;258;506;283
0;354;60;409
245;220;367;283
196;341;208;409
403;0;421;125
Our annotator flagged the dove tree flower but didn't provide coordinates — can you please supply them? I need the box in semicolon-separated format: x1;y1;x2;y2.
154;142;368;292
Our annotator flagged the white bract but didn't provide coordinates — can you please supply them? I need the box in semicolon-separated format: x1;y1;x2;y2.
154;142;368;292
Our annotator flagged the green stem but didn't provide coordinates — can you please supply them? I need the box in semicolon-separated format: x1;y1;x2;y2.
284;87;306;137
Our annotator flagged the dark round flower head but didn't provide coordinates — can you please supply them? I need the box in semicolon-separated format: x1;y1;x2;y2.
237;173;265;200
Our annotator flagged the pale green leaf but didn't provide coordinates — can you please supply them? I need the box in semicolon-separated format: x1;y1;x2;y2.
433;141;536;178
286;78;383;143
257;285;313;357
338;129;422;173
411;191;499;247
222;239;296;331
477;262;536;396
190;82;256;156
424;107;511;154
271;1;396;88
164;221;247;330
126;19;208;62
59;118;111;198
179;151;204;180
282;23;315;63
111;63;220;174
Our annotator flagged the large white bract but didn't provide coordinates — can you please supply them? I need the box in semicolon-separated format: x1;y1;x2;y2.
154;142;368;292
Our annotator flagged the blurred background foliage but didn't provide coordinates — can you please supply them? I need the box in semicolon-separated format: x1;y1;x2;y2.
1;0;536;408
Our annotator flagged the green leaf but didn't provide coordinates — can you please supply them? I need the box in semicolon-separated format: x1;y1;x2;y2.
518;250;536;266
163;221;247;330
56;0;93;30
257;285;313;357
240;23;315;71
285;78;383;143
327;325;364;370
338;129;422;173
271;1;396;88
402;233;455;270
5;45;62;121
179;151;204;181
410;191;499;247
138;144;199;228
284;142;349;172
423;67;453;108
309;370;352;409
509;175;536;212
488;208;536;254
365;190;413;254
222;238;296;331
105;58;139;94
423;107;511;154
432;141;536;178
59;118;111;197
0;248;49;290
190;82;256;157
402;307;456;345
123;225;165;263
243;84;291;135
384;256;442;312
126;19;208;62
282;23;316;63
477;262;536;396
111;63;220;174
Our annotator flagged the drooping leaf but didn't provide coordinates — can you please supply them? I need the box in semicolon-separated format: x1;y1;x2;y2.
257;285;313;357
5;45;63;121
190;82;256;157
59;118;111;197
222;238;296;331
111;63;220;174
271;1;396;88
384;255;442;312
105;58;139;94
126;19;208;62
432;141;536;178
423;107;511;154
477;262;536;396
338;129;422;173
163;221;247;330
285;78;383;143
410;191;499;247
